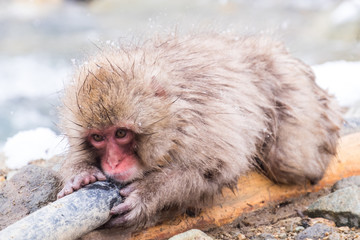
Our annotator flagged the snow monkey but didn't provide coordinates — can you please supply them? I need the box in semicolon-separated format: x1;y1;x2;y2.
57;33;342;231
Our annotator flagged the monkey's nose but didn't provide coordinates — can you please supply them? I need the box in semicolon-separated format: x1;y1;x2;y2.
106;142;126;170
108;157;120;169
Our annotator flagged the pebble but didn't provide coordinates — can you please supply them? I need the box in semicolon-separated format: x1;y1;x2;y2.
237;233;246;240
295;223;334;240
251;233;276;240
169;229;213;240
338;226;350;232
278;233;287;239
327;232;341;240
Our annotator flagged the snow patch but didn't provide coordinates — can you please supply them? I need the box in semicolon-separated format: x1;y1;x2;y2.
3;128;68;169
312;61;360;107
0;56;70;102
331;0;360;24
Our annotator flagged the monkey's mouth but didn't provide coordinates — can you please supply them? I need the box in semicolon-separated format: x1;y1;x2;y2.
101;153;141;183
105;167;138;183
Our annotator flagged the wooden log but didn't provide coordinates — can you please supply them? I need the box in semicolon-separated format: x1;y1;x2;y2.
131;132;360;240
0;181;122;240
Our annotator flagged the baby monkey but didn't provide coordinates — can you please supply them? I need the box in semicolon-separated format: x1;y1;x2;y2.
58;33;342;231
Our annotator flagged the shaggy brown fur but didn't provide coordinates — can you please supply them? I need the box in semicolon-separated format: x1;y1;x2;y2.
59;33;342;230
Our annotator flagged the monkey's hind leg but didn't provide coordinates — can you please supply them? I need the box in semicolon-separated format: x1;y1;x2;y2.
260;100;341;185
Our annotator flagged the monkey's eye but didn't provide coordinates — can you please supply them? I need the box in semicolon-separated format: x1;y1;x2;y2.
92;134;104;142
115;129;127;138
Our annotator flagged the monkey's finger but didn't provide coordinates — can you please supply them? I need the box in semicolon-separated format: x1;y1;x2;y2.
110;203;131;215
119;185;136;197
88;175;97;183
57;189;65;199
72;176;85;189
63;184;75;196
82;177;91;186
103;215;127;228
73;174;92;189
94;171;107;181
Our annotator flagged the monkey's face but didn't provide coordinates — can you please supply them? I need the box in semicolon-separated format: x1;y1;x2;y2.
88;125;142;183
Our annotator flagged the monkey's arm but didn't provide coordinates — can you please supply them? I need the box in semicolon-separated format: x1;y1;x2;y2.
104;165;227;230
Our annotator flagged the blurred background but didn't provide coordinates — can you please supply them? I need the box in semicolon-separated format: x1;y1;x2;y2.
0;0;359;149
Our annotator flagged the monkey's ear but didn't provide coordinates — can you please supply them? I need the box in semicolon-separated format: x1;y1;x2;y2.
151;77;167;98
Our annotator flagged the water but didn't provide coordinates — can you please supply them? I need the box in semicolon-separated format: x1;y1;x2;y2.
0;0;359;146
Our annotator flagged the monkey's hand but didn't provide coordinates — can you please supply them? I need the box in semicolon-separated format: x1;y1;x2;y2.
103;182;151;230
103;168;214;230
57;169;107;199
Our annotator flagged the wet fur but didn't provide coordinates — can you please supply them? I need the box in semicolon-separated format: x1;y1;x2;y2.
59;33;342;230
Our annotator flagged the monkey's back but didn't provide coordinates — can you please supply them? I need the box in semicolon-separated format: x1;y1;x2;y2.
147;34;342;185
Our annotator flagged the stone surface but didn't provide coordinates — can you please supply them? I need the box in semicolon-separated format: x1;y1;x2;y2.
295;223;334;240
332;175;360;192
0;181;122;240
342;118;360;135
168;229;213;240
251;233;276;240
0;165;62;230
328;232;341;240
306;186;360;227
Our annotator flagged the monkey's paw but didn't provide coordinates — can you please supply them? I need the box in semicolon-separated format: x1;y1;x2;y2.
57;169;107;199
103;183;150;229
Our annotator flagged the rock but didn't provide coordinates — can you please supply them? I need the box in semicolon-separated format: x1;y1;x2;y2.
237;233;246;239
168;229;213;240
29;155;63;172
310;217;336;227
342;118;360;135
0;181;122;240
0;165;62;230
305;186;360;227
338;226;350;232
295;223;334;240
328;232;341;240
251;233;276;240
275;217;301;232
278;233;287;239
6;170;18;180
332;175;360;192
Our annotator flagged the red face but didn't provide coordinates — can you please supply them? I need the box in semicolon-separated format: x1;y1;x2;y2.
88;126;141;183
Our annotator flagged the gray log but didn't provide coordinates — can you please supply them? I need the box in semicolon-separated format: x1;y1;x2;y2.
0;181;122;240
